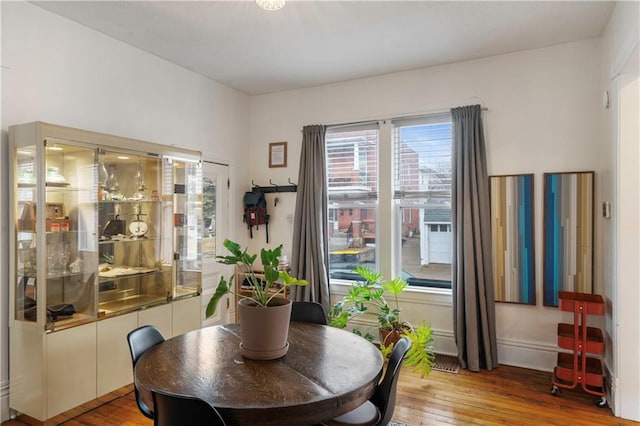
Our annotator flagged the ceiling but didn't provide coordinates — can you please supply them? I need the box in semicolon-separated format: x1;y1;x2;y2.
33;1;615;96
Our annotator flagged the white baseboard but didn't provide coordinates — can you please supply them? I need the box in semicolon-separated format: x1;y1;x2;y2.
431;328;457;356
339;317;560;372
496;337;558;372
603;362;617;416
430;330;558;371
420;329;565;373
1;380;10;422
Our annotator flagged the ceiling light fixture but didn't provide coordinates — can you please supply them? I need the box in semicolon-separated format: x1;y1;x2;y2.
256;0;285;11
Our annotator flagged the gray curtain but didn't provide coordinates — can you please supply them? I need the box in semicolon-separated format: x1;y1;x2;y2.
451;105;498;372
290;125;331;312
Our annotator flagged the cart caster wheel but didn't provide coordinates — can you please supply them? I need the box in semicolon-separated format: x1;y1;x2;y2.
596;397;607;407
550;385;559;396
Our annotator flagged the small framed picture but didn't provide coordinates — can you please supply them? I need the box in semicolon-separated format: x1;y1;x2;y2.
269;142;287;168
46;203;64;218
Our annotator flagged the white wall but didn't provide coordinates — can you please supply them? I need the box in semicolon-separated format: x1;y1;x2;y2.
0;1;250;420
249;38;606;370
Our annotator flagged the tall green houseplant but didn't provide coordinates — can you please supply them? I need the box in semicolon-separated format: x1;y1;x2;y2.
328;266;435;378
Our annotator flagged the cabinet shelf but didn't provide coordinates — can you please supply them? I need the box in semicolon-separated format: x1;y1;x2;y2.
45;181;70;188
99;236;161;245
44;312;96;333
19;182;73;188
98;296;168;318
46;185;86;193
45;230;78;236
98;266;160;280
99;199;160;205
46;271;86;280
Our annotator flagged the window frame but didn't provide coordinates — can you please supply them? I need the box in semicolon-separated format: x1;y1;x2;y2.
326;114;453;292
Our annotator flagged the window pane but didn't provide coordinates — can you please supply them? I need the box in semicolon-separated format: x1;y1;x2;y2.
327;126;378;281
394;121;452;199
394;117;452;289
327;128;378;200
202;175;216;258
400;206;452;289
328;205;377;281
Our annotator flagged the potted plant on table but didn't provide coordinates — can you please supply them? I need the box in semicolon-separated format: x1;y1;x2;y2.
328;266;435;377
206;239;308;360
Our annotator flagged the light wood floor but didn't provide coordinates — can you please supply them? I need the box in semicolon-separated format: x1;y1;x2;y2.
3;364;637;425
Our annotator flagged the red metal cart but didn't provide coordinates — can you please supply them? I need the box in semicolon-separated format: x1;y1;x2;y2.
551;291;607;407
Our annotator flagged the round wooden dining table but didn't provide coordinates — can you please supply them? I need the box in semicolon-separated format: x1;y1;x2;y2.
134;322;384;425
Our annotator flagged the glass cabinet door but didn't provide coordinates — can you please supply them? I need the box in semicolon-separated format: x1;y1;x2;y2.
97;151;171;317
169;158;202;299
15;145;39;323
44;140;99;331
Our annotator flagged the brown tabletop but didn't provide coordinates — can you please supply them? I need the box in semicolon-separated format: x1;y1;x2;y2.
134;322;384;425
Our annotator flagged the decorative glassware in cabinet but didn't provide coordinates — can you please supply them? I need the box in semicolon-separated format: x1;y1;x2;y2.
168;158;202;299
44;141;100;331
97;151;171;317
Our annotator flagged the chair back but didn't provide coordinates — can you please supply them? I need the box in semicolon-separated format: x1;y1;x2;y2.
371;336;412;425
152;388;226;426
290;301;327;325
127;325;166;419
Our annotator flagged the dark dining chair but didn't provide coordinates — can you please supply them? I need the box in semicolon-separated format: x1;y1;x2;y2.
127;325;166;419
152;388;226;426
328;337;412;426
290;301;328;325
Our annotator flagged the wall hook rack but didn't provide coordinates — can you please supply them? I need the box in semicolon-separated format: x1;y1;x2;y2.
251;179;297;193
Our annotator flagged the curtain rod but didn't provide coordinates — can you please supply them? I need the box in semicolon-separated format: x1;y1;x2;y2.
324;106;488;130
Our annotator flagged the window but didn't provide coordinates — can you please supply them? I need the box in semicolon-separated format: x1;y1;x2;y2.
327;114;452;289
326;124;378;280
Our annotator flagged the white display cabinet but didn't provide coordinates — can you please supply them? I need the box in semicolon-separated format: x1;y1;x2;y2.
9;122;203;421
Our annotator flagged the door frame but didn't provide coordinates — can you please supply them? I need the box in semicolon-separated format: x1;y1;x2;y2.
201;160;233;326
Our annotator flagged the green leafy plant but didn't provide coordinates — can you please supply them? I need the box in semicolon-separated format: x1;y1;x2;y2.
206;239;308;318
328;266;435;378
402;321;435;378
328;266;408;335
